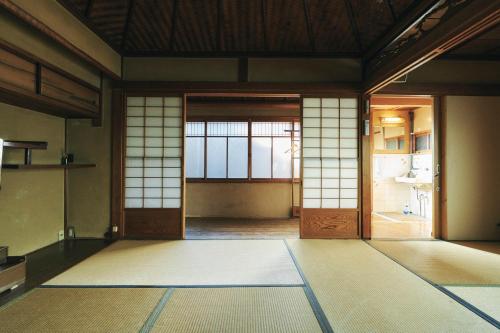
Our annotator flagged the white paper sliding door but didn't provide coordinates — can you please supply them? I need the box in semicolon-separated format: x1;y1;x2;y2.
124;96;184;239
301;97;359;238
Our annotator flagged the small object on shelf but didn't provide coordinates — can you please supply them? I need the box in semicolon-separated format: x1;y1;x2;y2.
67;226;76;238
3;140;48;165
61;153;74;165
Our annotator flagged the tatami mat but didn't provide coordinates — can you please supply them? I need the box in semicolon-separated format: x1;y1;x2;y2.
0;288;165;333
287;239;497;332
445;286;500;321
368;240;500;285
151;287;322;333
45;240;303;286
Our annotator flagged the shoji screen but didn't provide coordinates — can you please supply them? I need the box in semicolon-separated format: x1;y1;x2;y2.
124;96;184;238
301;97;359;238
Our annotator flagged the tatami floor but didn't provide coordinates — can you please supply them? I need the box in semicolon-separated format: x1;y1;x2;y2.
0;239;498;332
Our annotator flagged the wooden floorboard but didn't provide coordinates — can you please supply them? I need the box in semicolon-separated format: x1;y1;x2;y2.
185;218;300;239
0;239;112;306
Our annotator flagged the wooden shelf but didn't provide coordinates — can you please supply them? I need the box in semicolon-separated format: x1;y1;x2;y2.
2;164;96;170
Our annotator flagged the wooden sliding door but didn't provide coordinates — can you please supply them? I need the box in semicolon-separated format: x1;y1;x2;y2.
123;96;185;239
301;97;360;238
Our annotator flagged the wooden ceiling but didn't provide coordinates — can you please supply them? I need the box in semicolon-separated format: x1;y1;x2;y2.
58;0;422;57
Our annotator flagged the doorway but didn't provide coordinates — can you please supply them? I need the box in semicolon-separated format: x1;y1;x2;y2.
370;96;436;239
183;95;301;239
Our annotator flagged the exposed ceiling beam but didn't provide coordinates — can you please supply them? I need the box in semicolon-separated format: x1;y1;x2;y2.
363;0;439;63
364;0;500;95
120;0;135;51
302;0;315;52
385;0;397;23
169;0;179;51
216;0;224;52
343;0;362;52
84;0;94;18
261;0;268;51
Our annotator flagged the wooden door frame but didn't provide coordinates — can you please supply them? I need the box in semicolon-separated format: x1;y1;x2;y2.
111;89;186;239
111;83;362;240
360;94;443;240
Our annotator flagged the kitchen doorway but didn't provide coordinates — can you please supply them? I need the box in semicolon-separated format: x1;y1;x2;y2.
370;96;436;239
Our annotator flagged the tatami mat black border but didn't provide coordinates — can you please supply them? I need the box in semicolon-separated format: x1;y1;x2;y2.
364;240;500;329
140;288;175;333
283;239;334;333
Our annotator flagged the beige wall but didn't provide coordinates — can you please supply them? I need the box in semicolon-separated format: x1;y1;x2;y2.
9;0;121;77
66;79;112;238
0;9;101;87
444;96;500;240
124;58;239;81
0;103;65;255
124;57;361;82
249;58;361;82
408;60;500;84
186;183;300;218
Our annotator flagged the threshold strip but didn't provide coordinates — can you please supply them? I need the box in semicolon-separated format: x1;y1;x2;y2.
364;240;500;329
283;239;334;333
139;288;174;333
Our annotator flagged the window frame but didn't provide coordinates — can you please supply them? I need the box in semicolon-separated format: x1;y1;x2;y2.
185;117;300;183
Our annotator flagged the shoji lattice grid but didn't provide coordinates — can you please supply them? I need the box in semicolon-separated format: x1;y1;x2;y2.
125;97;183;209
302;97;358;209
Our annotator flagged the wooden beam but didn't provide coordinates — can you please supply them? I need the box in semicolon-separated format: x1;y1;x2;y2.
111;88;125;239
216;0;224;52
113;81;362;95
363;0;439;63
302;0;315;52
261;0;269;51
121;0;135;51
169;0;179;51
364;0;500;94
343;0;362;52
371;96;433;107
0;0;120;80
188;101;299;113
379;82;500;96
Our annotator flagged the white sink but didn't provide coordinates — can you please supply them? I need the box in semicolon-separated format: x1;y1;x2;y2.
395;176;432;185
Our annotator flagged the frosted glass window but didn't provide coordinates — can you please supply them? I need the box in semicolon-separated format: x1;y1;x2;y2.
273;138;292;178
228;138;248;178
186;137;204;178
252;137;271;178
207;137;227;178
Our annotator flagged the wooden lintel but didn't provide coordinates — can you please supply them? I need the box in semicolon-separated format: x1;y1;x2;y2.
364;0;500;95
113;81;362;96
379;82;500;96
